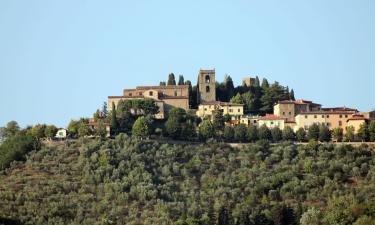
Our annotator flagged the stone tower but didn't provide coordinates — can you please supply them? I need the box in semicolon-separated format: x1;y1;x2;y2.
198;69;216;103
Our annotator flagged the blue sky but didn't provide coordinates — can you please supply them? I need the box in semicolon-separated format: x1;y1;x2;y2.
1;0;375;127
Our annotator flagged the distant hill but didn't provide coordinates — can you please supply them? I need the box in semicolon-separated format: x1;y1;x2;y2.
1;136;375;224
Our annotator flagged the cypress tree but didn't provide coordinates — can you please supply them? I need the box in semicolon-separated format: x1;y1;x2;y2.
178;75;185;85
167;73;176;85
111;102;118;135
290;89;295;100
261;78;269;89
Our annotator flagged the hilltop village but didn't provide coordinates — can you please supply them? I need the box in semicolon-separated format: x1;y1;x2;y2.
88;69;375;142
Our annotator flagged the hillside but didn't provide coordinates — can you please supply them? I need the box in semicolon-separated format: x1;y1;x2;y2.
1;136;375;225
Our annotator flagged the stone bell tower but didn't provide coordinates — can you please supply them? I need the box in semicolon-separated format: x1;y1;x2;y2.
197;69;216;103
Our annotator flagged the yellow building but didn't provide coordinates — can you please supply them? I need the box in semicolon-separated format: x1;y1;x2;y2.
108;85;190;119
295;110;355;132
347;115;368;133
274;100;321;122
258;114;288;130
240;115;260;127
196;101;244;121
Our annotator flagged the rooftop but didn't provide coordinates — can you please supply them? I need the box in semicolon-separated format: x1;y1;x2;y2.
277;99;321;106
200;101;244;106
258;114;287;120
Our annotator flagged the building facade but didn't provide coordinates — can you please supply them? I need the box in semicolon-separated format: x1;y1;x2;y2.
196;101;244;121
108;85;189;119
274;100;322;122
197;69;216;103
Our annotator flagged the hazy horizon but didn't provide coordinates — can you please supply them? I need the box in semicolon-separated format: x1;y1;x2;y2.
1;0;375;128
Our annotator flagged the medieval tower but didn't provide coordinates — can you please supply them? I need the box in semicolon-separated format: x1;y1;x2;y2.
197;69;216;103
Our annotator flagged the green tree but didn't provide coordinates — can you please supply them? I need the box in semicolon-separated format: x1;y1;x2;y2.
78;124;91;137
271;127;282;142
332;127;344;142
164;117;181;139
357;123;369;142
0;121;20;140
282;126;295;141
111;103;118;135
223;114;232;123
300;208;322;225
102;102;108;117
247;124;258;142
96;124;107;138
255;76;260;87
199;120;214;140
234;124;247;142
369;121;375;142
290;89;295;101
132;116;152;139
307;123;320;141
212;109;225;132
345;126;355;142
167;73;176;85
230;93;244;105
44;125;58;140
178;75;185;85
159;81;166;86
224;75;235;101
296;128;306;142
319;125;331;142
223;126;234;142
258;124;272;140
29;124;47;139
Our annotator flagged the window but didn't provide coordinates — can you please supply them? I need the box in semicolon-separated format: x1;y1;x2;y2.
282;112;285;115
339;121;342;126
271;122;274;125
289;112;292;115
339;115;342;118
174;90;178;96
238;109;240;112
326;115;330;118
314;115;317;118
322;115;325;118
229;109;233;113
327;122;331;127
206;86;210;93
139;92;142;96
253;120;257;123
205;75;210;83
305;115;308;119
149;91;153;96
345;115;348;118
129;93;132;97
204;108;207;111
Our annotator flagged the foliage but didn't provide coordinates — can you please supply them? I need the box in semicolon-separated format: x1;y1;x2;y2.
258;124;272;140
282;126;295;141
234;124;247;142
199;119;214;140
168;73;176;85
345;126;355;142
369;121;375;142
132;116;152;139
271;127;283;142
332;127;344;142
45;125;58;139
319;125;331;142
307;123;320;141
223;126;234;141
1;138;375;224
296;128;306;142
247;124;258;142
357;123;369;142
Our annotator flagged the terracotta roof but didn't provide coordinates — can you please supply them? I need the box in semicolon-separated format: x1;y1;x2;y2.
88;121;110;126
258;114;287;120
160;96;189;100
134;85;189;90
299;111;354;115
278;99;321;106
322;107;358;112
200;101;244;106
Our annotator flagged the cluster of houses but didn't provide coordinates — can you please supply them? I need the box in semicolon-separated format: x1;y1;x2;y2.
104;69;374;135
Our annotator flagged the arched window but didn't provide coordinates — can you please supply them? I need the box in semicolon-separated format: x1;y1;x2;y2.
205;75;210;83
206;86;210;93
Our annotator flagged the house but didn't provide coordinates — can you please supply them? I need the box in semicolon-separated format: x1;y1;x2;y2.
295;110;355;132
240;115;260;127
88;121;111;137
274;100;322;122
258;114;289;130
196;101;244;122
55;129;68;139
108;85;189;119
347;114;368;133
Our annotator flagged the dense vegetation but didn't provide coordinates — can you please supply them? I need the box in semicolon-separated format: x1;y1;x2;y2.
1;135;375;224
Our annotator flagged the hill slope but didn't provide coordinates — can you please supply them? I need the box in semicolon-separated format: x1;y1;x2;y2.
1;136;375;225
